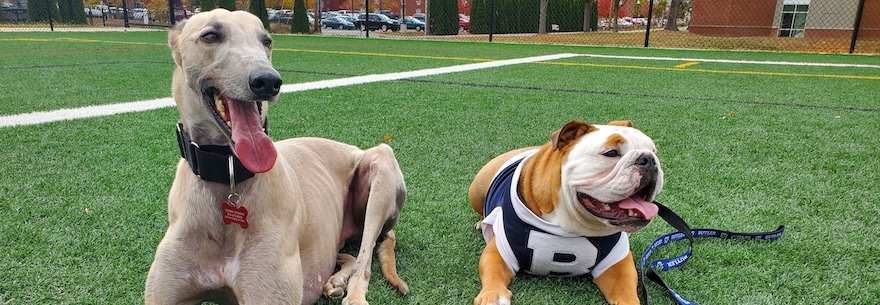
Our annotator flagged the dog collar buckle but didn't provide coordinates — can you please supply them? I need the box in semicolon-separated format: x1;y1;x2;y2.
175;121;256;184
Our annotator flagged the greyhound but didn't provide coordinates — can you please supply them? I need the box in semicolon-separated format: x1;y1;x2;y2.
144;9;408;305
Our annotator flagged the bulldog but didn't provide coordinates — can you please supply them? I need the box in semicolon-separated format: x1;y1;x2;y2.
467;119;663;305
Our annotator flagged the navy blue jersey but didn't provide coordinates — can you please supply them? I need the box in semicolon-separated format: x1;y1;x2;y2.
480;149;629;278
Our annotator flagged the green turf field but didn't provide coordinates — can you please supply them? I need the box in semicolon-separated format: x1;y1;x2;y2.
1;31;878;304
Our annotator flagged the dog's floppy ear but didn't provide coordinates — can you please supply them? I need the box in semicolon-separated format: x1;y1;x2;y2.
606;120;634;127
552;120;597;150
168;20;186;67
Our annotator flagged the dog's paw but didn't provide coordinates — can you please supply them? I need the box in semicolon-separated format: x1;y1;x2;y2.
474;288;512;305
341;296;369;305
323;277;347;299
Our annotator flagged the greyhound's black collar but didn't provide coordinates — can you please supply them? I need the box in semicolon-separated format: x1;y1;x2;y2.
175;121;267;184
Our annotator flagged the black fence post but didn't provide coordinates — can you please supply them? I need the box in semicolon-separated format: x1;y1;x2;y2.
849;0;866;54
488;0;494;42
169;0;175;26
45;0;53;31
644;0;654;47
365;0;370;38
122;0;130;27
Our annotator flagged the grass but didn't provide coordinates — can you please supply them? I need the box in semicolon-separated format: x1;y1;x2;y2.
0;32;879;304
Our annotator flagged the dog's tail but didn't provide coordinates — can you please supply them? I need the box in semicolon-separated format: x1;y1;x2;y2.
378;230;409;295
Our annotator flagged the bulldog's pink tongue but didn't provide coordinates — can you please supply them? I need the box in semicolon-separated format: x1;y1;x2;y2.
618;196;659;220
225;98;276;173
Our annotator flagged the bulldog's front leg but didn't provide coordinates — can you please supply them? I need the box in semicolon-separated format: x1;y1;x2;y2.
592;251;640;305
474;236;515;305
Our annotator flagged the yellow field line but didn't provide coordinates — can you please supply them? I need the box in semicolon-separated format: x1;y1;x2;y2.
275;48;879;80
0;37;164;45
3;38;877;80
274;47;496;62
675;61;700;69
544;61;880;81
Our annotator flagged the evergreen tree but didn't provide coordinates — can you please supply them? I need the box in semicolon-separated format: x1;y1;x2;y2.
27;0;61;22
290;0;310;33
427;0;457;35
57;0;87;24
201;0;217;10
248;0;270;29
217;0;236;10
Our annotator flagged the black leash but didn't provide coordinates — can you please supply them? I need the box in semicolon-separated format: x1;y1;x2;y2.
639;202;785;305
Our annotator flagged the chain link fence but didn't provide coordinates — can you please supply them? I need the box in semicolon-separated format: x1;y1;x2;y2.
2;0;878;54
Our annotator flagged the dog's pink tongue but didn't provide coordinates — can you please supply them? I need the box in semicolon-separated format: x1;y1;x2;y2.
226;98;276;173
618;196;659;220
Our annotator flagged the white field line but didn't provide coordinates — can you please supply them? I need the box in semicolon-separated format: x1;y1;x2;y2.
1;52;873;128
579;53;880;69
0;53;579;128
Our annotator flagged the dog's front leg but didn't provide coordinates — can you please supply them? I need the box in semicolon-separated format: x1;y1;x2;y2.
235;249;304;305
592;251;640;305
474;236;515;305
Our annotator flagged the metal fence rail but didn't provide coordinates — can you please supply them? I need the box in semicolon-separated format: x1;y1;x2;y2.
1;0;878;54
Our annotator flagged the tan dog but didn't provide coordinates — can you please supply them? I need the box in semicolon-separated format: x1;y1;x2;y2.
468;120;663;305
144;9;408;305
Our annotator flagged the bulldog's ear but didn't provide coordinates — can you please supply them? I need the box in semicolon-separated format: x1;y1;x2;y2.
607;120;634;127
552;120;597;150
168;21;185;67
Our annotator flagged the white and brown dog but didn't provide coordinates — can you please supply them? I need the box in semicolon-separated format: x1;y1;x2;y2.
468;120;663;305
145;9;408;305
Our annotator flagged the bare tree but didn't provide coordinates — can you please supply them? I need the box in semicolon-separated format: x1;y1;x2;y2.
539;0;548;33
611;0;620;32
583;0;592;32
665;0;681;31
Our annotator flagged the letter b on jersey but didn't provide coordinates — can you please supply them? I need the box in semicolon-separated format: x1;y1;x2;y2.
526;231;597;276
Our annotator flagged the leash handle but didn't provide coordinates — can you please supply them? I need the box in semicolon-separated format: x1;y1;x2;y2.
639;201;785;305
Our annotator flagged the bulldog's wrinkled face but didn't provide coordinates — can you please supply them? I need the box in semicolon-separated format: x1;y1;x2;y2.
169;9;282;173
551;121;663;235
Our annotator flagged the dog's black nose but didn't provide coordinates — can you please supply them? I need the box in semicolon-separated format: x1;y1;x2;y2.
249;71;282;98
635;154;656;169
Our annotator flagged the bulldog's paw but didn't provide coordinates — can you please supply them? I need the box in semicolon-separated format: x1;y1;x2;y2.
474;288;513;305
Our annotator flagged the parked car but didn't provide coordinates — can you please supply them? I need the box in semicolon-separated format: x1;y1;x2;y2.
337;15;357;23
403;16;425;31
322;16;354;30
131;8;148;19
459;17;469;32
413;13;426;22
377;9;399;20
319;11;339;20
269;10;314;25
354;13;400;31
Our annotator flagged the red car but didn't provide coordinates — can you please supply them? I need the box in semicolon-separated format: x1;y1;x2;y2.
459;17;469;32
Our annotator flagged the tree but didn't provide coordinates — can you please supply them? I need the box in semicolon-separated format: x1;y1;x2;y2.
217;0;236;10
664;0;681;31
290;0;310;33
57;0;87;23
248;0;270;29
27;0;61;22
583;0;597;31
202;0;217;10
611;0;620;32
427;0;457;35
538;0;547;33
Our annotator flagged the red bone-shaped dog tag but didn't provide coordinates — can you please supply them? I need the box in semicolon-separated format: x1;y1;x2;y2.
221;201;249;229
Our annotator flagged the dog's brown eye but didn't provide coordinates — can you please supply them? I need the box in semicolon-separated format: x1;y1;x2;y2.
201;32;220;43
602;150;619;157
263;39;273;47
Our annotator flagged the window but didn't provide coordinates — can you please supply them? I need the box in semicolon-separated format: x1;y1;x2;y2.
778;4;809;37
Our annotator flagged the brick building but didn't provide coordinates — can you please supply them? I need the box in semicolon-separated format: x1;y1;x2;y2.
689;0;879;38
